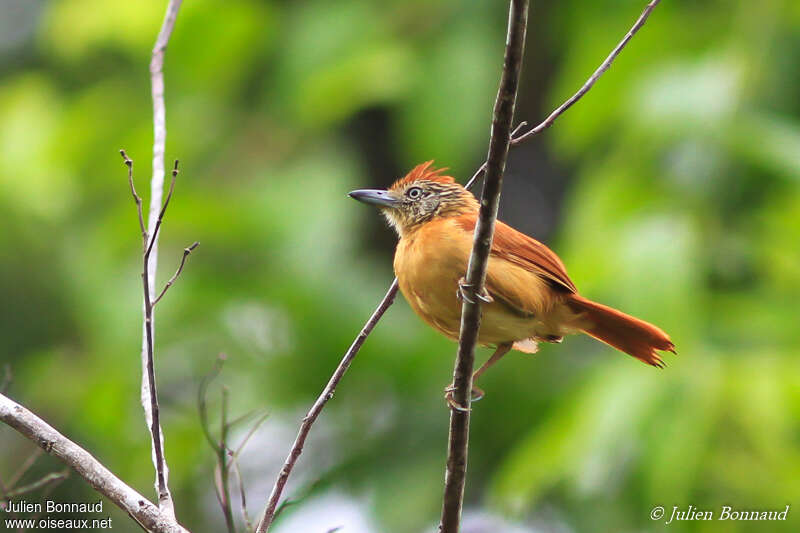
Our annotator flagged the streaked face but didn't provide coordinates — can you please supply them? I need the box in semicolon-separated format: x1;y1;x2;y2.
349;179;477;236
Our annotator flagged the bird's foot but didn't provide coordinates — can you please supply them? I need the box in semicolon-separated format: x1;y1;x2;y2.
456;277;493;305
443;383;485;412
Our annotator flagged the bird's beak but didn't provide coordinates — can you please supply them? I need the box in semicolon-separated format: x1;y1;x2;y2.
348;189;399;208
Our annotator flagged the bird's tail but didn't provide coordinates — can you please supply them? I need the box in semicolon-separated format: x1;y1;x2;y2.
566;294;675;368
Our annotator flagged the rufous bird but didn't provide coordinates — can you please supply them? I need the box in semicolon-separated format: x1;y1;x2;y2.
349;162;675;405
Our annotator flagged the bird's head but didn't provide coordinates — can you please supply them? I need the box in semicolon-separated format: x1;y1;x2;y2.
348;161;479;236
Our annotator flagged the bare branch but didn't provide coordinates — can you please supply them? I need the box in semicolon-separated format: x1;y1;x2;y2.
8;448;43;488
219;387;236;533
232;457;252;531
120;150;147;243
153;241;200;306
0;393;188;533
512;0;662;143
137;0;184;516
463;121;527;190
145;160;179;261
200;356;268;533
139;198;170;514
232;411;268;531
198;355;235;532
233;411;269;458
255;279;400;533
440;1;529;531
5;470;69;499
198;354;226;453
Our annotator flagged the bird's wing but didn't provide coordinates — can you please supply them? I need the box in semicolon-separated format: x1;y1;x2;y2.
456;215;577;302
490;219;577;293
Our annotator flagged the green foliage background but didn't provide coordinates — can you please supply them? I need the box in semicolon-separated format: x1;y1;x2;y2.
1;1;798;532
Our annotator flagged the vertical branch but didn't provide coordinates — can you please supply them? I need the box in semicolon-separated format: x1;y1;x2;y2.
440;1;529;532
140;161;179;515
141;0;184;516
219;387;236;533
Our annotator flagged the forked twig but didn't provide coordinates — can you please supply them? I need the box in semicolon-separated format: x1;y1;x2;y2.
122;149;199;519
199;354;269;533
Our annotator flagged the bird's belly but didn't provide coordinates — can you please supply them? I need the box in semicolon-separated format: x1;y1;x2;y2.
394;234;547;345
395;242;465;340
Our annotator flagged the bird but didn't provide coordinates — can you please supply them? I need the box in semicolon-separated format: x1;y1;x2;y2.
349;161;675;407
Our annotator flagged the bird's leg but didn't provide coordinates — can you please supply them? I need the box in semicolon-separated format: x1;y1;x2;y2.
456;276;493;305
473;342;513;383
444;342;512;410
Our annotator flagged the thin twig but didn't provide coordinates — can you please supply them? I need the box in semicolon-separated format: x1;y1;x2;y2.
145;161;179;259
232;458;252;531
219;387;236;533
463;121;527;191
255;279;399;532
5;470;69;498
256;1;662;530
440;1;529;531
141;0;184;516
198;354;226;453
8;448;43;488
121;150;147;242
153;241;200;306
0;471;16;522
198;355;235;532
139;162;175;512
512;0;662;143
0;393;188;533
200;355;269;532
231;411;268;531
225;409;260;433
272;478;324;524
233;412;269;457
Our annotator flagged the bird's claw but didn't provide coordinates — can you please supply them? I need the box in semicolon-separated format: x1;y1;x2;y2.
457;277;493;305
444;389;471;412
443;384;485;412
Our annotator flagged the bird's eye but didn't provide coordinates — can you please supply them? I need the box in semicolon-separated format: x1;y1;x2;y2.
407;187;422;199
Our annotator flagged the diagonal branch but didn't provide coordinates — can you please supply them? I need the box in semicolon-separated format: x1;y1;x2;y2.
512;0;662;144
255;279;399;532
4;471;69;499
256;2;662;530
153;241;200;306
0;393;188;533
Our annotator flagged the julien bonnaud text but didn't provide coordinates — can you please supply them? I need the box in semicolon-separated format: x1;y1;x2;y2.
664;504;790;524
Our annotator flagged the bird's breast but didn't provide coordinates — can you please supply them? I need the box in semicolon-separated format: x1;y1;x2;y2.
393;217;570;347
394;219;470;340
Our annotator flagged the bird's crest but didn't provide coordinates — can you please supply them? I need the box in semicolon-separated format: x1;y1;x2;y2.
390;161;455;190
